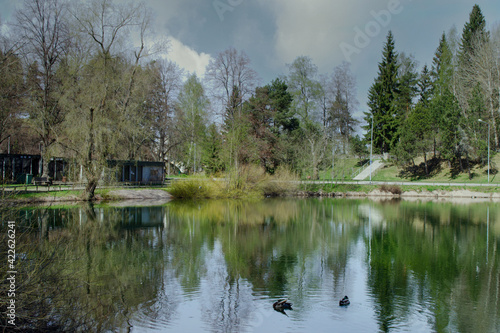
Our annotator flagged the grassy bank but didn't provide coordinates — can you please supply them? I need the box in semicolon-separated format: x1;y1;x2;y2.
306;154;499;184
0;187;142;203
298;182;500;196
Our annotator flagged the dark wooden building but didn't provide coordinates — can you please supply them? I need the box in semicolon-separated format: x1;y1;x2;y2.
111;160;165;185
1;154;164;185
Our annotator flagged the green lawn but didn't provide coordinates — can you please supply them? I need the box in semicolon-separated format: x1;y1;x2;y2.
372;154;499;184
303;157;366;180
305;153;499;184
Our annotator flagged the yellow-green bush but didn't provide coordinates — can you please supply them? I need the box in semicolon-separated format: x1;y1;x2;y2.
168;165;299;199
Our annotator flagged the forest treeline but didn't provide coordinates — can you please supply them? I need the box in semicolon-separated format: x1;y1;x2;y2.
0;1;498;198
365;5;499;178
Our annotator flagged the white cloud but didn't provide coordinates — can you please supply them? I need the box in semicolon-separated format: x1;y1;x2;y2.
163;38;212;78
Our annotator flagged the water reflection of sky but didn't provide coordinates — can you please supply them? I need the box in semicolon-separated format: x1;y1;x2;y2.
127;236;437;332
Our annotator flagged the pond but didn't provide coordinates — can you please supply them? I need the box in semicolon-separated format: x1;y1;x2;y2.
1;198;499;332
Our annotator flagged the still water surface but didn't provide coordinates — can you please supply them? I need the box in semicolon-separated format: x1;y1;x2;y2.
8;198;500;332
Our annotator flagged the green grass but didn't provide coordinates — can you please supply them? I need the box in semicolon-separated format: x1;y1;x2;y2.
299;183;377;193
6;189;81;198
370;154;500;184
303;157;366;180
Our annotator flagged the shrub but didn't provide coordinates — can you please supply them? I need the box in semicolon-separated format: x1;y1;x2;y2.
168;165;299;199
262;166;299;196
379;184;402;195
168;179;213;199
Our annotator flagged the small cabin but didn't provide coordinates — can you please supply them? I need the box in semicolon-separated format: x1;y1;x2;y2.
0;154;41;183
112;160;165;185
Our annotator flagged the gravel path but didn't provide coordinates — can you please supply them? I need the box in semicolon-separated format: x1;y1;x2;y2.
108;189;172;200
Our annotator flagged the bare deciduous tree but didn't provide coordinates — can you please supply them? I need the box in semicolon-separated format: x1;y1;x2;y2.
463;27;500;149
59;0;156;199
206;47;258;123
146;60;184;165
328;61;359;154
0;25;24;151
15;0;70;176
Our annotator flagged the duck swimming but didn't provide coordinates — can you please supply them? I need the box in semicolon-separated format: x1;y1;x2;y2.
273;299;293;311
339;296;350;306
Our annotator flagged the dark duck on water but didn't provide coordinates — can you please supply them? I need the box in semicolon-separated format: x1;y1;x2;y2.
273;299;293;312
339;296;350;306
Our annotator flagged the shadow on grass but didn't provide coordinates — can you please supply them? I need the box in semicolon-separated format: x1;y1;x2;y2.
399;156;498;181
398;157;442;180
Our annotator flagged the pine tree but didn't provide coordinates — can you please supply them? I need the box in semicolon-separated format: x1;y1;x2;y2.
364;31;400;154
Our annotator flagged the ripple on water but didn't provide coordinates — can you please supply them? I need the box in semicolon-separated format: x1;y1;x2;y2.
129;293;182;332
130;308;174;331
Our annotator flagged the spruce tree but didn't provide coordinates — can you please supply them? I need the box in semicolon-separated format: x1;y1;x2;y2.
431;33;453;95
396;53;419;117
457;4;490;165
364;31;400;154
418;65;432;106
459;4;488;64
430;33;456;159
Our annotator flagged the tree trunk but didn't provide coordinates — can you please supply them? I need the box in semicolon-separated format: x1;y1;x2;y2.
331;146;335;180
433;138;437;158
40;214;49;240
312;150;318;180
84;179;98;201
40;143;50;177
466;153;472;180
424;151;428;175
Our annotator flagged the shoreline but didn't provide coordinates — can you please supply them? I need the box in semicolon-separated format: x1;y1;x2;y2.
296;188;500;199
2;187;500;206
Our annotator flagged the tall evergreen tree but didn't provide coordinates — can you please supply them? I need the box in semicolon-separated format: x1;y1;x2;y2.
244;79;294;172
364;31;400;154
431;33;454;95
459;4;488;64
396;53;419;116
418;65;433;106
456;4;490;164
438;90;461;163
429;33;457;159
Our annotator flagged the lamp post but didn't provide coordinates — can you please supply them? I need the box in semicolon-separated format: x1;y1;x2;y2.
370;113;374;183
478;119;490;183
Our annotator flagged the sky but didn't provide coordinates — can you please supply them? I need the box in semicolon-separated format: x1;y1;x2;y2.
2;0;500;122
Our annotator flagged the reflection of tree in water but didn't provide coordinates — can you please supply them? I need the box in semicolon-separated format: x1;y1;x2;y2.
198;240;255;332
2;204;175;332
366;202;500;333
168;198;365;324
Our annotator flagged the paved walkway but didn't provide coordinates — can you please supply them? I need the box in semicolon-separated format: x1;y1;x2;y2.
353;160;384;181
301;180;499;187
